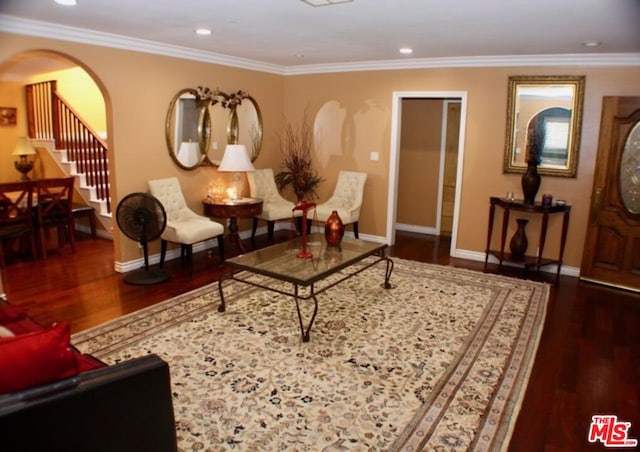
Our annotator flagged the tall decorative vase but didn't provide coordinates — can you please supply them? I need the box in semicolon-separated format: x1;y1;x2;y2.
324;210;345;246
509;218;529;259
521;161;541;205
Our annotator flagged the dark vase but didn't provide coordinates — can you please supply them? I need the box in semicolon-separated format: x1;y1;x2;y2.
509;218;529;259
521;161;541;205
324;210;345;246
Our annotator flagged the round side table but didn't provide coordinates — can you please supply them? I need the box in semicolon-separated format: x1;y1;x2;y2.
202;197;263;254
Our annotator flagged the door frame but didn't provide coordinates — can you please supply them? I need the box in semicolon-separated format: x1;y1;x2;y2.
386;91;467;256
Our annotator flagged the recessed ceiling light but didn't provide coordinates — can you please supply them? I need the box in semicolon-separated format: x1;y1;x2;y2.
195;28;212;36
54;0;77;5
301;0;353;6
399;47;413;55
582;41;602;47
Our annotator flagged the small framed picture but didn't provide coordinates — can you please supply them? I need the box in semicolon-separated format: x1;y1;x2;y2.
0;107;17;126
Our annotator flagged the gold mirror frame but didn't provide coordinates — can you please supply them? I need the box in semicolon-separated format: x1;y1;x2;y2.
165;88;209;170
205;92;230;166
227;91;263;162
166;87;263;169
503;75;585;177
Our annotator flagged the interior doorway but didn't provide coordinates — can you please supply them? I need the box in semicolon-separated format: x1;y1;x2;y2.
386;91;467;256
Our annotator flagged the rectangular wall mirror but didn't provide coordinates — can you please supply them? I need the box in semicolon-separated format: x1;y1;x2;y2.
503;75;585;177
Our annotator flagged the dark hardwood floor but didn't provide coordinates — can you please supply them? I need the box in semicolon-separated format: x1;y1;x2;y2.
2;229;638;451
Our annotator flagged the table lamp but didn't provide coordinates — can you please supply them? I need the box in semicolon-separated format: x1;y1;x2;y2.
12;137;37;180
217;144;254;200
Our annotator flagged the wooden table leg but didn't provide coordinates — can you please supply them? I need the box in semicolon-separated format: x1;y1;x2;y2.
556;210;571;280
537;212;550;271
227;216;245;254
484;202;496;271
499;207;510;268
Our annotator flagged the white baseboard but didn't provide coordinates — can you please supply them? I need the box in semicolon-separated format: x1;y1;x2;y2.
114;226;580;278
114;235;233;273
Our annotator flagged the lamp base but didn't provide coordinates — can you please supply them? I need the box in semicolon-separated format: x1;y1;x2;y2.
231;171;244;198
14;156;34;181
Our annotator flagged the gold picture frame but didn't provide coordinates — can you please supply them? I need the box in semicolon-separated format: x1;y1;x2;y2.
503;75;585;177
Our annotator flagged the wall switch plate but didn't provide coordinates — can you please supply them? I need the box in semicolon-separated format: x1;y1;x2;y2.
370;151;379;161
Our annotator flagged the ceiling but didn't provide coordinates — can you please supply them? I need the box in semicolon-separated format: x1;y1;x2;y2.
0;0;639;78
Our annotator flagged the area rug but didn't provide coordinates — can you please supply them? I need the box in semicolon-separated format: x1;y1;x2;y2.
72;258;549;451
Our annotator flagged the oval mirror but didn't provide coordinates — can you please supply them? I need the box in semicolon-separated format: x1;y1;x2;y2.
206;96;231;166
228;94;263;162
165;88;209;170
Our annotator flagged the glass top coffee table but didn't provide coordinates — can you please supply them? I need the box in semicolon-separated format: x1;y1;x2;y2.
218;234;394;342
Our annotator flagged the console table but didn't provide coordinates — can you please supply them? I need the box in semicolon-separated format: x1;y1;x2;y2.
203;198;263;254
484;196;571;279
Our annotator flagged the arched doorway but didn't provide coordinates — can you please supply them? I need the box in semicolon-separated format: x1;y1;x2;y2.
0;49;113;239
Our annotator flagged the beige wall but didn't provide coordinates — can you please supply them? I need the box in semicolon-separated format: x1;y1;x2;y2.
397;98;442;227
283;67;640;268
0;81;26;180
1;31;639;269
0;32;285;263
30;67;107;135
1;68;105;182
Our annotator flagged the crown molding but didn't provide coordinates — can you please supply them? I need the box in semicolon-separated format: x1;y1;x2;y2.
2;14;639;77
0;15;284;75
283;53;640;75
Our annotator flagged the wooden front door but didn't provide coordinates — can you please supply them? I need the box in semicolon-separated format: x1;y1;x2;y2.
580;96;640;291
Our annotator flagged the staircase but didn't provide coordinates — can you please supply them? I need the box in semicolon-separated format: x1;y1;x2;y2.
26;80;113;238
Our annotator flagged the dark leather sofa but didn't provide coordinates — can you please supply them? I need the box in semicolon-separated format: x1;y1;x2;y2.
0;353;177;452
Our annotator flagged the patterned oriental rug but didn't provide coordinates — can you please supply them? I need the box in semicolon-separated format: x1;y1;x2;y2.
72;258;549;451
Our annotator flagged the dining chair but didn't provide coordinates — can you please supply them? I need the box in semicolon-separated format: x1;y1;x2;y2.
36;177;76;258
309;170;367;238
0;181;37;267
247;168;301;243
148;177;225;274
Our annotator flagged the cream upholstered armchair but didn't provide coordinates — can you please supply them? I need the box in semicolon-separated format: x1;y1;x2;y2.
247;168;301;243
148;177;224;273
310;170;367;238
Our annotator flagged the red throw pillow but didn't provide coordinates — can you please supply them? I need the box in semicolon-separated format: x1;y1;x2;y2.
0;305;26;323
0;322;78;394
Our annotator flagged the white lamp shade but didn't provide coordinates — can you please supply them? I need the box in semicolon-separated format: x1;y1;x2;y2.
12;137;36;156
217;144;255;172
177;141;201;167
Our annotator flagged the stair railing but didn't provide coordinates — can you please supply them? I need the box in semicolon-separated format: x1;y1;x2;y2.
26;80;111;213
